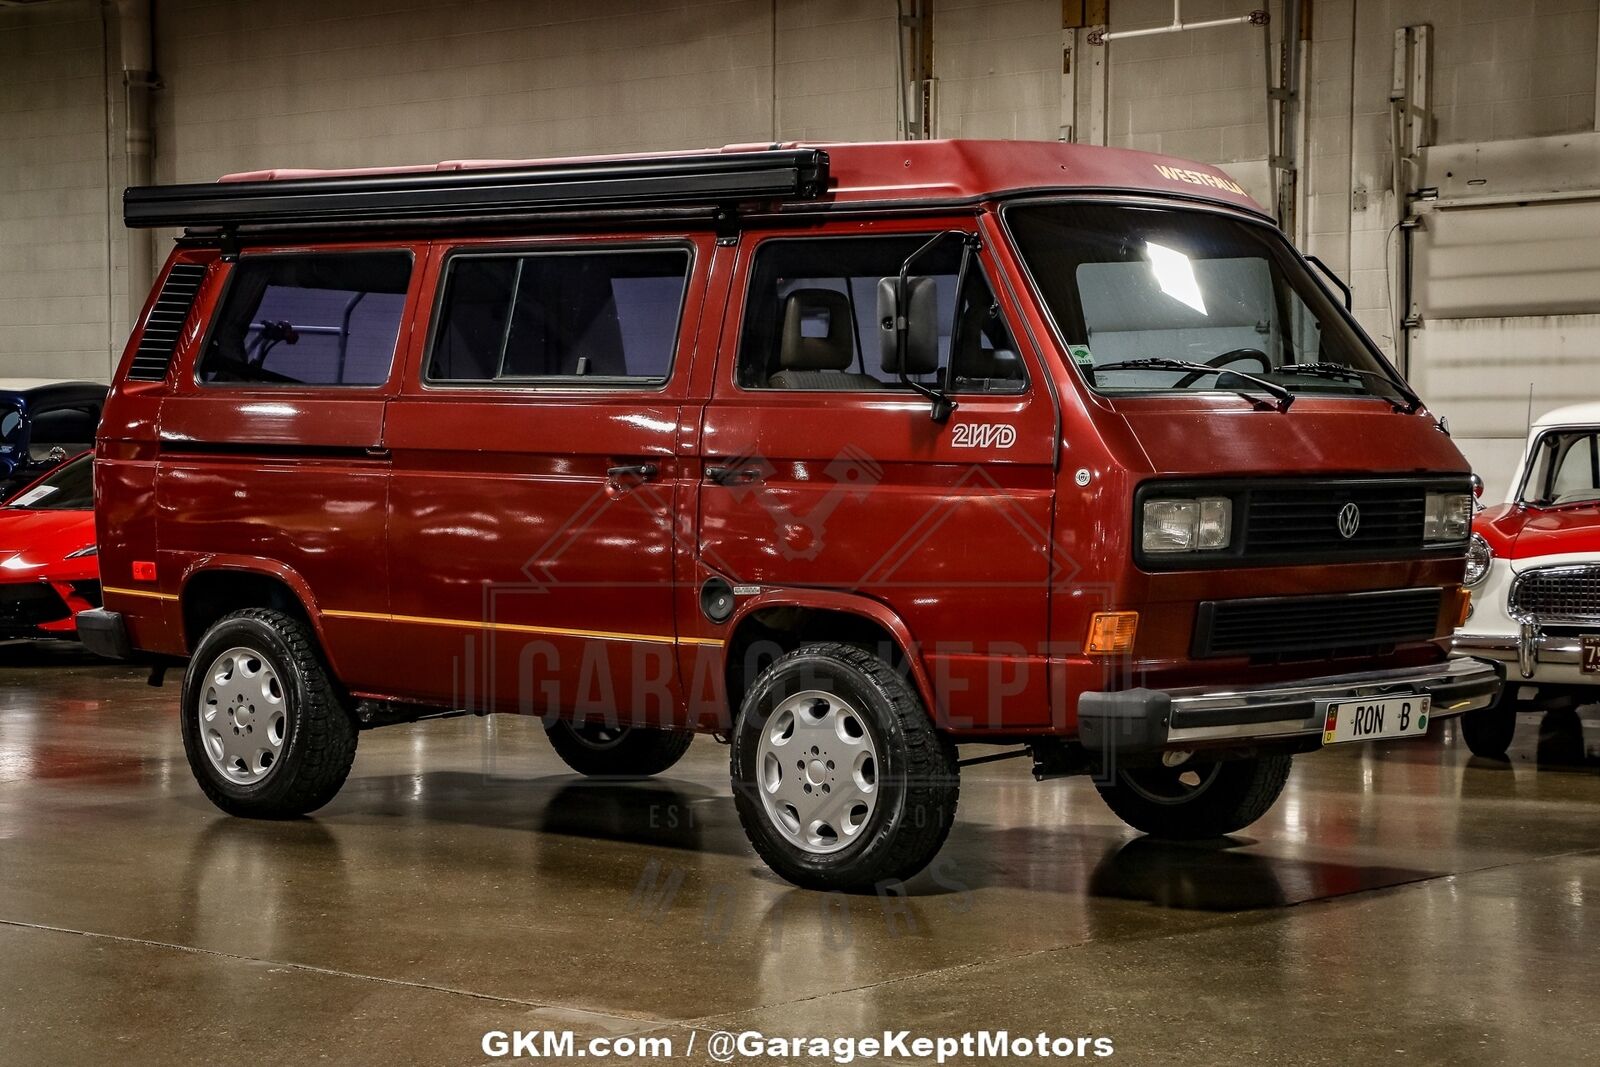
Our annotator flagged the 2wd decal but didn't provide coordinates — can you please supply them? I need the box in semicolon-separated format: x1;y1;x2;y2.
951;423;1017;449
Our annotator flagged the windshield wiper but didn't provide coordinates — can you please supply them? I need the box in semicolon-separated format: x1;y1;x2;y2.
1284;362;1424;414
1092;358;1295;411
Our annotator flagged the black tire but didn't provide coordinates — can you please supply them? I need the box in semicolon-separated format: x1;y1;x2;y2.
731;642;959;892
1459;704;1518;759
1096;754;1292;839
544;720;694;777
180;608;358;818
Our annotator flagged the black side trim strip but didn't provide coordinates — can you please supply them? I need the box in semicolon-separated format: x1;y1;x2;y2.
155;439;386;461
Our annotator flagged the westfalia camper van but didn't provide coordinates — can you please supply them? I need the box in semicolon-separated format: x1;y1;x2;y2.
80;141;1499;890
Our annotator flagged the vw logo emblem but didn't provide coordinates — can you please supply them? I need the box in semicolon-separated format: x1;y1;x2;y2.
1337;502;1361;539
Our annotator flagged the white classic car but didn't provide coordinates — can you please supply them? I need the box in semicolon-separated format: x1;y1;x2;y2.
1454;403;1600;757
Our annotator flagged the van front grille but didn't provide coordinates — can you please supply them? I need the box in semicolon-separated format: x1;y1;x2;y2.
1192;587;1444;659
1137;476;1471;569
1246;483;1428;556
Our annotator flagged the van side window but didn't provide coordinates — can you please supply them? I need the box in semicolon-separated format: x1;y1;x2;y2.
197;252;412;386
427;249;689;385
737;236;1025;393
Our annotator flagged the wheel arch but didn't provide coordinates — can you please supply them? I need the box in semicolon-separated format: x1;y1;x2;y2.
179;558;329;658
721;590;936;723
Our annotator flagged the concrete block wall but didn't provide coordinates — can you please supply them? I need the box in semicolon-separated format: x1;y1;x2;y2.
2;0;1598;383
1103;0;1274;164
935;0;1061;140
0;1;116;382
154;0;783;183
774;0;899;141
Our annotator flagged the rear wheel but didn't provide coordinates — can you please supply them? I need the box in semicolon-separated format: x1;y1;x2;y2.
180;608;358;818
1096;754;1292;839
544;720;693;777
731;642;959;892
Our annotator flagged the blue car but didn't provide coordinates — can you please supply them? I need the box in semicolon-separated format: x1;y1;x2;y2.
0;381;107;502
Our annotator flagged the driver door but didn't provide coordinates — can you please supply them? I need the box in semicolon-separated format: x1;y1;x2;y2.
691;220;1060;728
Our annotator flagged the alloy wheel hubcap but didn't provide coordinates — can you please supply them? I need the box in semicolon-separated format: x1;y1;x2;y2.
1123;762;1223;805
569;723;630;750
754;690;880;855
198;645;286;785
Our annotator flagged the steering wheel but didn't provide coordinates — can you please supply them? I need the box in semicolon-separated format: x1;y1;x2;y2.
1174;348;1271;389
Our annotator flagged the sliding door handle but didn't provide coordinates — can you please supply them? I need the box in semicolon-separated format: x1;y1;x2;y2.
606;462;659;484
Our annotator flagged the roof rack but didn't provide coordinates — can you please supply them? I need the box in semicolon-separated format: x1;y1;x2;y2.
124;148;830;230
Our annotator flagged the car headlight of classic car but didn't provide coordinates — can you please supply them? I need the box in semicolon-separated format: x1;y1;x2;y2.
1464;532;1492;586
1141;496;1233;553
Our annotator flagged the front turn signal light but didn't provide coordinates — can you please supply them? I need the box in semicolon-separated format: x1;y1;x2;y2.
1086;611;1139;655
1455;588;1473;627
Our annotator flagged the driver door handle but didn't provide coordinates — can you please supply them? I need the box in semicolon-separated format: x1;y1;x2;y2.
704;464;761;487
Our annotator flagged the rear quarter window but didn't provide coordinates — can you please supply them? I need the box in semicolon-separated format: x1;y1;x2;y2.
197;252;412;387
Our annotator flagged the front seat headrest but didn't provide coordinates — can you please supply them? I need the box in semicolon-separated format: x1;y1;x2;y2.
780;289;854;371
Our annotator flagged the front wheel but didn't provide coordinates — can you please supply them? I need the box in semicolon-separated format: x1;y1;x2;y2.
731;642;959;892
544;720;693;777
1095;754;1292;839
180;608;358;819
1458;703;1518;759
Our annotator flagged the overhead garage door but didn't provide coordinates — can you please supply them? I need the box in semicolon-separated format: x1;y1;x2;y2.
1408;195;1600;500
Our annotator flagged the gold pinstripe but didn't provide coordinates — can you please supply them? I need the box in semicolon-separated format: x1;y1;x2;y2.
322;607;724;647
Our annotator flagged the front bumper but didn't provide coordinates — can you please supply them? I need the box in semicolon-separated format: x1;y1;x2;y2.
1078;655;1502;758
1454;625;1595;682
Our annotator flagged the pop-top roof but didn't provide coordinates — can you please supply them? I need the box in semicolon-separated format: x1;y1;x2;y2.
125;140;1265;232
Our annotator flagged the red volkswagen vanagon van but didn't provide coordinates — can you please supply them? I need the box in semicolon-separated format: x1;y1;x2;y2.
80;141;1500;890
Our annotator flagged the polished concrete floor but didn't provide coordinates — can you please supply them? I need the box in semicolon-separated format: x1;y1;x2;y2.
2;642;1599;1066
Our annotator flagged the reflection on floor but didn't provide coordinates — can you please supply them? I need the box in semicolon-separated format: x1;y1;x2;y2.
2;640;1598;1064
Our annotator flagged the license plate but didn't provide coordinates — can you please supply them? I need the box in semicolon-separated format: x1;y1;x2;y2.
1583;636;1600;674
1323;695;1430;745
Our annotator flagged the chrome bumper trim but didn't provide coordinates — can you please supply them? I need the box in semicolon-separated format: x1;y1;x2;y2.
1078;657;1502;755
1453;629;1588;679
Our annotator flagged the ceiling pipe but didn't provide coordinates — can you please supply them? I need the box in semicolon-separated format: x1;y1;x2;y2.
1088;1;1268;44
112;0;156;327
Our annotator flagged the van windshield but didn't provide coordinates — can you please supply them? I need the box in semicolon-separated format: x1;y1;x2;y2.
1006;202;1409;404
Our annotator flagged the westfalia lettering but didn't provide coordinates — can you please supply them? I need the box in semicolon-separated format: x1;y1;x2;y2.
1154;163;1246;196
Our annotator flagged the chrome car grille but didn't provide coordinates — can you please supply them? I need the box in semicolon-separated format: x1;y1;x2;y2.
1509;565;1600;625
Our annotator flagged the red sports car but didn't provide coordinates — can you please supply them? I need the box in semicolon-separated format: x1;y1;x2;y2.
0;453;99;641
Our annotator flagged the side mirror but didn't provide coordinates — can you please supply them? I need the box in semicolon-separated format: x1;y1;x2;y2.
877;275;940;380
1305;254;1352;311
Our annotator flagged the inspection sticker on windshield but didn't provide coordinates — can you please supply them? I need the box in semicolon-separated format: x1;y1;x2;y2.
8;485;56;507
1323;695;1429;745
1068;344;1094;367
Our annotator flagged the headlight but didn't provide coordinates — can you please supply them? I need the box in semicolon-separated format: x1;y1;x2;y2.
1142;497;1232;553
1464;533;1492;586
65;544;98;559
1423;491;1472;543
